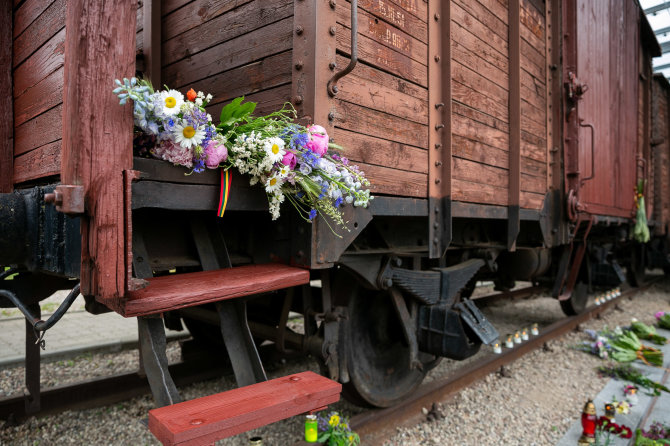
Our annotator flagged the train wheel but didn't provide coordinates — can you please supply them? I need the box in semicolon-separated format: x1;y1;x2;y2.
337;271;431;407
559;281;588;316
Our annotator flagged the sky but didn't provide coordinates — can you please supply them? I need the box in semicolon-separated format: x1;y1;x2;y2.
640;0;670;78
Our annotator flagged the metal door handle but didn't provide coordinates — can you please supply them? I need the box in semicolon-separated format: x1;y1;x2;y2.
579;120;595;185
327;0;358;97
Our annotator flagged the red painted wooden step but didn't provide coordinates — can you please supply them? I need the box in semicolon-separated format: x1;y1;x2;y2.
148;371;341;446
110;263;310;317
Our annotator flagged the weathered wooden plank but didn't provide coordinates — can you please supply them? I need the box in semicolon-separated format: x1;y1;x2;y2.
163;17;293;89
453;101;507;134
334;101;428;148
337;1;427;65
61;0;136;300
162;0;292;66
451;28;508;92
14;104;62;156
356;0;427;43
13;141;61;184
520;70;546;111
452;178;507;206
452;79;508;124
453;133;546;179
13;0;65;68
332;128;428;174
191;51;292;108
520;38;545;81
359;162;426;197
205;84;292;125
479;0;508;24
336;54;427;99
13;27;65;98
451;2;507;61
13;0;54;38
452;110;508;152
336;62;428;125
337;19;427;87
452;0;507;40
520;0;545;45
520;132;546;163
453;157;508;189
162;0;251;41
521;96;546;128
520;172;546;194
14;66;63;127
520;190;544;209
452;60;508;111
1;0;12;192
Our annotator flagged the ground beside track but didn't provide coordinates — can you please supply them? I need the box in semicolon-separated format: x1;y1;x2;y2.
0;275;668;445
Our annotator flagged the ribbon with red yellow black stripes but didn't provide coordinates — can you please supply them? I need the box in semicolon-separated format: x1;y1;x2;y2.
217;169;232;218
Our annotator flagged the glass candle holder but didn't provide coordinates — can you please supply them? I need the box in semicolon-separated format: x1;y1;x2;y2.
305;415;318;443
521;328;529;341
531;323;539;336
493;341;502;354
505;334;514;348
514;331;522;344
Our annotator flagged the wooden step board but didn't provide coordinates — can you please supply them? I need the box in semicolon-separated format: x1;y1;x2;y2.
148;371;341;446
111;263;310;317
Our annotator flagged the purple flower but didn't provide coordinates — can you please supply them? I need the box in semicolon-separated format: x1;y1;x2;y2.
204;140;228;168
335;197;343;207
306;124;329;157
309;209;317;221
193;158;205;173
655;311;666;320
282;151;297;170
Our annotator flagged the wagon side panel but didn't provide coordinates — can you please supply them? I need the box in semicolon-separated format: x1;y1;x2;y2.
12;0;66;185
333;0;429;198
158;0;295;123
652;75;670;235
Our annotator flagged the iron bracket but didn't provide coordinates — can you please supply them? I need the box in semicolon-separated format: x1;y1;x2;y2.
44;185;85;215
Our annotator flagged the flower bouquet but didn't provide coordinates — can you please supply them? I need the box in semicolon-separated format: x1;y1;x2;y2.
113;78;372;229
630;318;667;345
317;412;360;446
656;312;670;330
610;330;664;367
597;363;670;396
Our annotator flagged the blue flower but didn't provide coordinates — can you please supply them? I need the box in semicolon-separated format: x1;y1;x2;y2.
192;158;205;173
335;197;343;207
309;209;317;220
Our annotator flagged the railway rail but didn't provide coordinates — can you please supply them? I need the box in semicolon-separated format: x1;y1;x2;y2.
0;279;659;441
343;279;662;445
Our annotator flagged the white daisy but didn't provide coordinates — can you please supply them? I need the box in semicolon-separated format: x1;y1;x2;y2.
158;89;184;116
173;122;205;149
263;137;286;164
278;165;290;178
265;174;283;193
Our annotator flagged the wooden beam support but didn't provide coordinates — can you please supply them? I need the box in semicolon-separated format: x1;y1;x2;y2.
507;0;521;251
0;0;13;192
428;0;452;259
61;0;136;299
143;0;161;86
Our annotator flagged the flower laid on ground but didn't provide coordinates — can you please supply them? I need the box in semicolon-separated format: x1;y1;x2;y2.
316;412;360;446
610;330;663;366
596;417;633;440
630;318;668;345
597;363;670;396
574;327;621;359
635;421;670;445
655;311;670;330
113;78;372;227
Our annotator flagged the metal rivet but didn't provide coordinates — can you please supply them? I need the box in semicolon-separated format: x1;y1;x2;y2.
434;13;440;21
435;161;442;166
296;26;304;35
329;62;337;70
433;238;439;244
385;278;393;287
332;85;339;94
435;103;444;109
295;61;303;70
434;222;439;229
330;0;336;8
294;95;303;104
434;207;439;214
434;55;440;62
435;143;442;149
435;124;444;130
329;26;336;36
435;178;441;184
328;111;335;121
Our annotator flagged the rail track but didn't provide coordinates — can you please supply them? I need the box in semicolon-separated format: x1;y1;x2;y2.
345;279;662;445
0;279;660;442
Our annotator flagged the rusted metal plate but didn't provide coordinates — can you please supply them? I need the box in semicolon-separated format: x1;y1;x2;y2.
564;0;639;218
428;0;451;258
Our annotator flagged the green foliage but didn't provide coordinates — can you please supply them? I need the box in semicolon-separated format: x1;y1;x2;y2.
217;97;256;135
317;413;360;446
598;363;670;396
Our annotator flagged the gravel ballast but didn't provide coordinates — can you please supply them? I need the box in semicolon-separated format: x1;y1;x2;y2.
1;277;669;445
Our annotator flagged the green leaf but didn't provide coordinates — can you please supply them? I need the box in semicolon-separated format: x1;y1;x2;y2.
219;97;244;124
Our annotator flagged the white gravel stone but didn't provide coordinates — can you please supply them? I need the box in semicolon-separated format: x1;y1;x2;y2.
0;277;668;445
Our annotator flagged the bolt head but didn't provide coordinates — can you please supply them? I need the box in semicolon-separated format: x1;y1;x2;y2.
296;25;304;35
329;26;336;36
329;62;337;70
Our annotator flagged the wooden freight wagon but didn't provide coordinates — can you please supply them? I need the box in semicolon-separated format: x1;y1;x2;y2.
1;0;667;428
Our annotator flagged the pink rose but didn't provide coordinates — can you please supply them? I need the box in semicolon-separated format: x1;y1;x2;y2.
282;151;297;170
306;124;329;157
204;140;228;168
656;311;666;320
